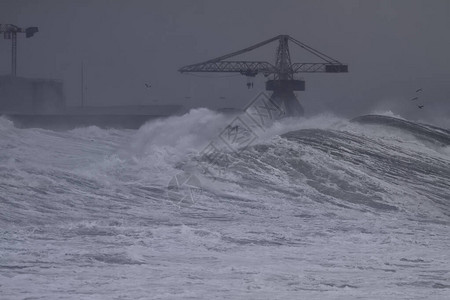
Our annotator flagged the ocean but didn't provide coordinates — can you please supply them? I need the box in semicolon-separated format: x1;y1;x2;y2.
1;108;449;299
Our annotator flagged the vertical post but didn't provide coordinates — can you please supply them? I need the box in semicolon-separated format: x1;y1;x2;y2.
84;64;87;106
275;35;292;80
81;61;84;107
11;32;17;77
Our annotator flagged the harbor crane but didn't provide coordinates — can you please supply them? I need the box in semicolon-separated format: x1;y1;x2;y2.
1;24;39;77
179;35;348;116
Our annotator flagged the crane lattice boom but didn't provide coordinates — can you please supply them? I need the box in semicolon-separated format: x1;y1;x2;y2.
180;35;347;76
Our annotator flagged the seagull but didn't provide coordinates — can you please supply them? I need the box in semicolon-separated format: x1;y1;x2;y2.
410;97;419;101
145;83;151;88
418;105;424;109
415;88;423;93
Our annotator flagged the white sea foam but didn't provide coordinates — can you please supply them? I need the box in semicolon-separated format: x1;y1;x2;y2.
1;112;449;299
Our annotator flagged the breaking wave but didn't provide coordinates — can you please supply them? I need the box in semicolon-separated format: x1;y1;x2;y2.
1;110;450;299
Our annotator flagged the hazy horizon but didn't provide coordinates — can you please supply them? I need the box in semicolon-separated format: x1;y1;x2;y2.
1;0;449;126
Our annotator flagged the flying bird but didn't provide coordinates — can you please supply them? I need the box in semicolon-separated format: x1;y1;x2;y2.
410;97;419;101
415;88;423;93
418;105;424;109
145;83;151;88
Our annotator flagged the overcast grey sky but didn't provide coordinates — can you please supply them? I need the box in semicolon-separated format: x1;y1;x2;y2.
1;0;449;123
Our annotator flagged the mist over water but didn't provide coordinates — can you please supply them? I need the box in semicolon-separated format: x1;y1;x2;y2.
1;108;449;299
2;0;450;297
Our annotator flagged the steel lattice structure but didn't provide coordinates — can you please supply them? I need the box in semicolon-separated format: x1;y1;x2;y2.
180;35;347;77
179;35;348;116
1;24;39;77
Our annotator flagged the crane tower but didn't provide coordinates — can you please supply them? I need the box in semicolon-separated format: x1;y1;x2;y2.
1;24;39;77
179;35;348;116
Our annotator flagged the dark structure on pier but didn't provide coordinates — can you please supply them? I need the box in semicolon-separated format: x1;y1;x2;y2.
179;35;348;116
1;24;39;77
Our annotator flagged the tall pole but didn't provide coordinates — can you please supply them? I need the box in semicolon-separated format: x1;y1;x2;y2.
11;32;17;77
81;61;85;107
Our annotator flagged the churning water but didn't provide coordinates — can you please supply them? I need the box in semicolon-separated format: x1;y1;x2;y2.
1;108;449;299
